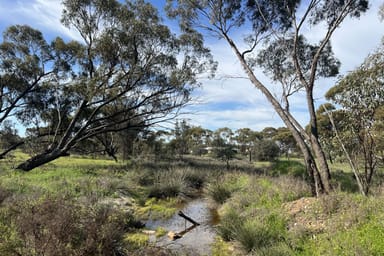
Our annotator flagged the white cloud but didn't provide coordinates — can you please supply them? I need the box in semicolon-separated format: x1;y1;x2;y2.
0;0;81;40
189;2;384;131
1;1;383;133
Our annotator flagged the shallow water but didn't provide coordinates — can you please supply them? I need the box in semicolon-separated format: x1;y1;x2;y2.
145;198;218;255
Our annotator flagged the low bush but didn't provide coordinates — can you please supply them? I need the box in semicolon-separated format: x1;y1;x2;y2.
0;195;140;256
270;160;306;177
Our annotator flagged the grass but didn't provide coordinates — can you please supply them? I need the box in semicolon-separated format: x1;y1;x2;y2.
124;233;149;250
135;197;179;219
2;152;384;255
216;172;310;253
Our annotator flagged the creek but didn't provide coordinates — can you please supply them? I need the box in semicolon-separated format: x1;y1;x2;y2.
145;198;219;255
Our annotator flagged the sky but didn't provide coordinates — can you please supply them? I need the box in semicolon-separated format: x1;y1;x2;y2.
0;0;383;133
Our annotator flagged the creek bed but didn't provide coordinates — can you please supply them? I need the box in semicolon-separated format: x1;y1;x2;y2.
145;198;219;255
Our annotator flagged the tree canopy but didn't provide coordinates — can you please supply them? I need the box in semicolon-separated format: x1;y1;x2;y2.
0;0;215;171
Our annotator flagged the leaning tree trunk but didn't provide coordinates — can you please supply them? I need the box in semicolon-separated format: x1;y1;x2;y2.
223;33;330;196
16;149;68;171
0;141;25;159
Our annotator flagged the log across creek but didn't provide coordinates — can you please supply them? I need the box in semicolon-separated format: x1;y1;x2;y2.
145;198;219;255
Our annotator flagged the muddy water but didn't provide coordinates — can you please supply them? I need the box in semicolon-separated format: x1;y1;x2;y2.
145;198;219;255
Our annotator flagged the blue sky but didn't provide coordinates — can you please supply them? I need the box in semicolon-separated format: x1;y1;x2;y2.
0;0;383;133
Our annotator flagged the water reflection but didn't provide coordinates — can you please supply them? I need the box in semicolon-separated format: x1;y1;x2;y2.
145;198;218;255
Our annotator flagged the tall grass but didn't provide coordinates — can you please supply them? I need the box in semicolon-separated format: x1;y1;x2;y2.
216;171;311;253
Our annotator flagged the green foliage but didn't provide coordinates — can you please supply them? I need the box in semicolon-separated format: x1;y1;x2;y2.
217;208;243;241
2;0;216;171
213;146;237;169
218;208;288;252
324;43;384;194
136;198;178;219
0;158;126;198
184;169;207;189
301;218;384;256
253;140;280;161
155;226;167;238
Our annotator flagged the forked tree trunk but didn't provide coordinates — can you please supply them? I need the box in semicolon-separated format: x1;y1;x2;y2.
224;33;331;195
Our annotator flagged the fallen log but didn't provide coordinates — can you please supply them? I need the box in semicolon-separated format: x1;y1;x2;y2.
178;211;200;226
168;224;199;240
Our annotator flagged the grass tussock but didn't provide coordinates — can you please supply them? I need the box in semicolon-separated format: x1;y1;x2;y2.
216;173;311;253
206;172;250;204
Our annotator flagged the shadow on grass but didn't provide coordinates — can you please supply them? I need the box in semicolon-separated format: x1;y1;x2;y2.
271;160;361;193
331;170;359;193
269;160;306;177
126;155;264;174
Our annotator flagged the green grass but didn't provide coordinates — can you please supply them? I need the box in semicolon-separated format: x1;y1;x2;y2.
297;193;384;255
2;152;384;255
0;151;128;197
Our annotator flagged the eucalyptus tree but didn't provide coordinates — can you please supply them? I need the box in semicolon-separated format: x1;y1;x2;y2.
274;127;298;159
314;103;341;164
0;25;59;156
0;25;52;125
14;0;215;171
235;128;261;161
213;127;234;146
166;0;369;195
325;44;384;195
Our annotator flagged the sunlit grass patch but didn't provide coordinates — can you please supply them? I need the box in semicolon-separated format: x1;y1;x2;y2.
254;161;272;169
124;233;149;250
135;197;179;220
0;162;129;198
155;226;167;237
211;236;232;256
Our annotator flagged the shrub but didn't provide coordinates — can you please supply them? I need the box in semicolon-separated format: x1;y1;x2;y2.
218;208;288;252
124;233;149;250
253;140;280;161
211;237;232;256
2;195;139;256
270;160;306;177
